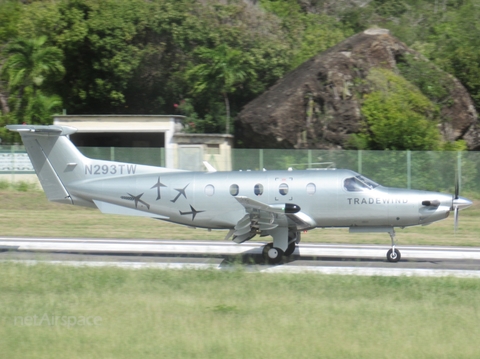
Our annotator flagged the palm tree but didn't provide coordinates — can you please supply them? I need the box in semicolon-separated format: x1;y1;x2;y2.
24;90;62;125
186;44;255;134
2;35;64;122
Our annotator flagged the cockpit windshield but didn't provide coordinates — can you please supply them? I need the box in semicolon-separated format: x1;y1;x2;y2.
344;175;379;192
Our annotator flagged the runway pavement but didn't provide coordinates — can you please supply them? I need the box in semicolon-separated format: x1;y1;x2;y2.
1;236;480;278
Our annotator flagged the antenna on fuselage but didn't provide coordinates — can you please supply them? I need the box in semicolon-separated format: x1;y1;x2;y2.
203;161;217;173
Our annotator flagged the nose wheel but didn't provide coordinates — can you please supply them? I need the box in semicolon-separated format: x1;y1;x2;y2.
386;248;401;262
386;229;401;262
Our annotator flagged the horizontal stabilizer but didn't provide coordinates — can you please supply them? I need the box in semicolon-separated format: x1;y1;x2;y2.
6;124;77;136
93;200;169;219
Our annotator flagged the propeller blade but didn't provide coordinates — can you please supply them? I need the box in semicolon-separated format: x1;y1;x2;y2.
454;173;459;200
450;162;472;233
453;166;460;233
454;206;459;234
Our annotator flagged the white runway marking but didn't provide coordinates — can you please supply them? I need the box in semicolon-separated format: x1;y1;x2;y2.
2;237;480;278
2;237;480;259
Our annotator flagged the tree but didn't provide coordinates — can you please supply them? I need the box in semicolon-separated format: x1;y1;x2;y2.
429;2;480;112
185;44;256;134
24;89;62;125
3;36;64;92
354;68;442;150
2;35;64;123
0;0;22;116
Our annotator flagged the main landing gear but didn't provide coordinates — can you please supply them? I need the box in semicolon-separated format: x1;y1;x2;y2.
262;230;300;264
262;243;284;264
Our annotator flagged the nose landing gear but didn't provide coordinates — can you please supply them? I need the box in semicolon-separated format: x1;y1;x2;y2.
387;229;401;263
387;248;401;262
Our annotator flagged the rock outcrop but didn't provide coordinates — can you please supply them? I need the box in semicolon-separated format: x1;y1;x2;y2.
235;28;480;150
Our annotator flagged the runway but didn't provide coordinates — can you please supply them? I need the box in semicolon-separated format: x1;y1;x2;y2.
1;236;480;278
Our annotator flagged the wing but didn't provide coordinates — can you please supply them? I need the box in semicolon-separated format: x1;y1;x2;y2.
228;196;316;243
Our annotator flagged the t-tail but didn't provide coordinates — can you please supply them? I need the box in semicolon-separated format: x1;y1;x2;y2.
6;124;179;207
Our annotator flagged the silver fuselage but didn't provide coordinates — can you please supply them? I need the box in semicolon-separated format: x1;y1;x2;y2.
67;168;454;230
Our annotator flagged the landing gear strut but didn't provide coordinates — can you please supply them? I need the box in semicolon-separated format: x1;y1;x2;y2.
387;229;401;262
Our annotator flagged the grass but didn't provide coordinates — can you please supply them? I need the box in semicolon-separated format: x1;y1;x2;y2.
1;188;479;246
2;186;480;357
1;263;480;359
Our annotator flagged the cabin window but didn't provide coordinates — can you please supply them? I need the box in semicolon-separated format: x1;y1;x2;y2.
306;183;316;195
279;183;289;195
254;183;264;196
205;184;215;196
230;184;239;196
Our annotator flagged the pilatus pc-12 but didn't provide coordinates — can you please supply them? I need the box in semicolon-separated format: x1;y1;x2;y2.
7;124;472;264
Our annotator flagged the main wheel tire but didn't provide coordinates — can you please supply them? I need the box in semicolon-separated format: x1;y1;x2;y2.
284;241;296;256
386;248;401;263
266;247;284;264
262;243;273;259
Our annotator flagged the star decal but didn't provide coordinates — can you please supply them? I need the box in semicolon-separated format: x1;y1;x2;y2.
150;177;167;200
171;184;189;203
179;205;205;221
121;193;150;210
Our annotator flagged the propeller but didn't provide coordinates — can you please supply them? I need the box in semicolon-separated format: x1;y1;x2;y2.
453;172;459;234
451;168;473;234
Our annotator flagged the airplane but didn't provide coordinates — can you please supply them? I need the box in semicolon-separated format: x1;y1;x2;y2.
6;124;473;264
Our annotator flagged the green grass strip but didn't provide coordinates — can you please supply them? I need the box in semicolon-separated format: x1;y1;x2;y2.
1;263;480;358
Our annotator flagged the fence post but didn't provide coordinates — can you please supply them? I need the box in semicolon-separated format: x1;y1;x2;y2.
259;149;263;170
110;147;115;161
407;150;411;189
457;151;462;193
11;145;15;184
358;150;362;174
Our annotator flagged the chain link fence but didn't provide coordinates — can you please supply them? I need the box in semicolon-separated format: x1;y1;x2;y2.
1;146;479;193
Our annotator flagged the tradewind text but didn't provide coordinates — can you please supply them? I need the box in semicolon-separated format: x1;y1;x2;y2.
348;198;409;205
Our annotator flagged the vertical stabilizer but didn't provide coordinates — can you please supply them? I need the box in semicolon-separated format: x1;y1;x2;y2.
7;125;85;204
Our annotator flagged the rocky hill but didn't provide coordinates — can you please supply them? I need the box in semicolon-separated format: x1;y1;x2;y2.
235;28;480;150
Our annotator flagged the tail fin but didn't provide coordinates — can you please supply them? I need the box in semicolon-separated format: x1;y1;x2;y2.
7;125;86;204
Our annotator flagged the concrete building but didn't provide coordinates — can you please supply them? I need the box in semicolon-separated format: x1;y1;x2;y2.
53;114;233;171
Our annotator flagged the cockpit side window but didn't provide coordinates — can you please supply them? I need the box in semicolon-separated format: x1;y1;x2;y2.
344;177;364;192
344;175;378;192
357;175;379;189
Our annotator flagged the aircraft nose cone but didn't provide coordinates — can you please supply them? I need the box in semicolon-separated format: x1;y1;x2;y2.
453;196;473;210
